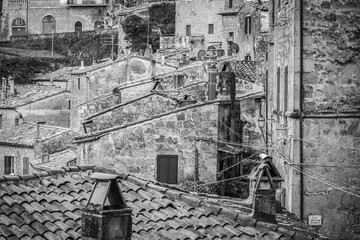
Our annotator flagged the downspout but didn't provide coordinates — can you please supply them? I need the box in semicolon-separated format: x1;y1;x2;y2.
299;0;304;221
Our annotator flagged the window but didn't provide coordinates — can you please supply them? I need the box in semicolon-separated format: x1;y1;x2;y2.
23;157;29;175
0;114;2;129
186;25;191;36
272;0;275;26
157;155;178;184
228;32;234;42
94;21;102;30
42;15;56;34
68;100;71;110
245;15;251;35
78;78;81;90
284;66;288;125
75;21;82;33
11;18;26;36
208;24;214;34
229;0;233;8
245;54;251;61
276;67;281;113
4;156;14;175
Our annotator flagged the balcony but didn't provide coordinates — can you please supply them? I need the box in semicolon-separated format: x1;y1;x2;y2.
67;0;107;7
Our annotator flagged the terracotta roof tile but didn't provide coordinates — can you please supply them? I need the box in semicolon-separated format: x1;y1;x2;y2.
0;84;68;108
0;122;71;146
235;61;257;82
0;167;322;240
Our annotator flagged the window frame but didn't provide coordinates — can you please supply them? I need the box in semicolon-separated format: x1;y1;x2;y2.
23;157;29;175
208;24;214;35
245;15;252;35
157;155;178;184
186;25;191;36
4;156;15;175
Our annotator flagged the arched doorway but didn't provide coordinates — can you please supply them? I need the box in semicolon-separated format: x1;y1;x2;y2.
42;15;56;34
75;21;82;32
12;18;26;36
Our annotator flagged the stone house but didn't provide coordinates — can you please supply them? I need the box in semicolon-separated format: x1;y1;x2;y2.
0;121;75;176
266;0;360;238
0;80;71;129
0;0;107;40
69;56;175;132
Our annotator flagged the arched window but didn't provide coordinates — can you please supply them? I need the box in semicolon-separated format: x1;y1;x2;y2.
42;15;56;34
12;18;26;36
94;21;102;30
75;21;82;32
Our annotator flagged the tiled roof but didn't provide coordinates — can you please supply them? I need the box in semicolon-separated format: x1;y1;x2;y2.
33;148;77;169
0;84;68;108
0;122;71;146
33;67;79;81
234;61;256;82
0;166;323;240
218;5;243;15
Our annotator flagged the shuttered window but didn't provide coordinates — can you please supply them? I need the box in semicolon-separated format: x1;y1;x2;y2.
186;25;191;36
157;155;178;184
245;16;251;35
276;67;281;112
4;156;14;174
208;24;214;34
23;157;29;175
284;66;288;113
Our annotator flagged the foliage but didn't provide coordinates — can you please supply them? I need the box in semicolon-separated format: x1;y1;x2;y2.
122;15;148;52
0;58;52;84
122;3;175;52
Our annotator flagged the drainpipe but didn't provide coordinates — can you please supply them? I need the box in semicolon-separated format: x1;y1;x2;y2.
299;0;304;221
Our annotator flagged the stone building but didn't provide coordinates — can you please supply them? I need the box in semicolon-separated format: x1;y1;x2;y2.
0;121;75;176
0;0;107;40
0;80;71;129
69;56;175;132
266;0;360;238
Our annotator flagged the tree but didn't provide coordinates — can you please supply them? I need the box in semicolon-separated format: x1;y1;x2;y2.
122;3;175;53
122;15;148;52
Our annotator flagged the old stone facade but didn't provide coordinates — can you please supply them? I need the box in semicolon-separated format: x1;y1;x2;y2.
70;56;175;131
0;0;106;40
267;0;360;238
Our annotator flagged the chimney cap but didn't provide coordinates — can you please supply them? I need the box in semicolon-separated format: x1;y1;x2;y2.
90;172;120;181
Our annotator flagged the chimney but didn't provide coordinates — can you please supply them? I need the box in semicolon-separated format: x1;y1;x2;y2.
80;60;84;69
8;76;15;96
151;59;156;78
82;173;132;240
1;77;7;100
34;121;46;159
247;154;281;223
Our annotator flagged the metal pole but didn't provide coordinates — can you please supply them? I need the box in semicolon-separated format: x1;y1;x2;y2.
51;29;54;56
111;35;114;60
26;0;29;37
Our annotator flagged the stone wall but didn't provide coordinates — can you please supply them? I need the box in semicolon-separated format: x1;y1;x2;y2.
18;92;71;128
0;145;34;175
175;0;225;52
302;117;360;238
0;109;17;129
268;0;360;238
78;103;219;183
41;130;77;155
302;0;360;112
87;93;179;131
